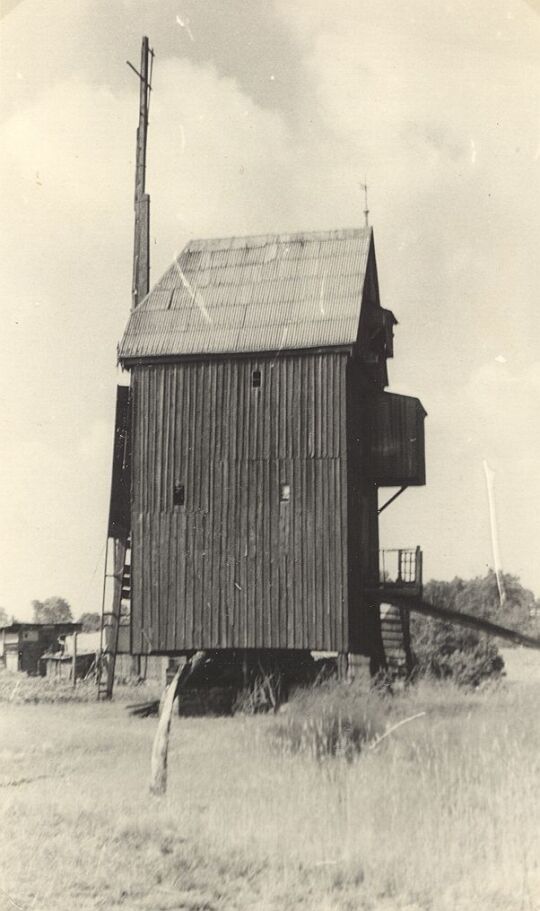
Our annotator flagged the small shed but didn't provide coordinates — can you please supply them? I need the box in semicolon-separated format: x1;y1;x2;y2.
110;226;426;663
43;631;100;681
0;622;82;676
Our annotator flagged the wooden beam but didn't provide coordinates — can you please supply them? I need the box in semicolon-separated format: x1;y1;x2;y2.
390;597;540;651
378;486;408;515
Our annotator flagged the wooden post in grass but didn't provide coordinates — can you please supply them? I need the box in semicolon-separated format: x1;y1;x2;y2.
337;652;348;682
149;651;206;796
72;632;78;688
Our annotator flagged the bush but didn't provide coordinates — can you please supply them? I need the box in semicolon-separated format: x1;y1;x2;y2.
411;614;505;687
269;680;385;761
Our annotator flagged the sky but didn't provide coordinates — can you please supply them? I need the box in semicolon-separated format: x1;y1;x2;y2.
1;0;539;620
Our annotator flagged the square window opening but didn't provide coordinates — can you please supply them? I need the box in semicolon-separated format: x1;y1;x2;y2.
252;370;261;388
280;483;290;502
173;482;185;507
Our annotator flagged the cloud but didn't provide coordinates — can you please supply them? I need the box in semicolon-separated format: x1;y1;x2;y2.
147;57;294;251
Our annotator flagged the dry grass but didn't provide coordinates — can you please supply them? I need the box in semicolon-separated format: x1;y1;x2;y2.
0;670;161;705
0;658;539;911
269;678;386;760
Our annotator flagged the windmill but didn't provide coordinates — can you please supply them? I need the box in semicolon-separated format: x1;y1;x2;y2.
98;37;540;706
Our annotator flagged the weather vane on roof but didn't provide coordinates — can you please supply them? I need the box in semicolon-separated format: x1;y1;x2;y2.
360;179;369;228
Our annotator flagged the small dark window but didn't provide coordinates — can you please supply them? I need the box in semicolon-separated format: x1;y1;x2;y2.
173;482;185;507
280;483;290;502
252;370;261;388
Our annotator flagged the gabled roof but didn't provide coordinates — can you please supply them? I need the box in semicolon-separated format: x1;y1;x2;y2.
119;226;373;361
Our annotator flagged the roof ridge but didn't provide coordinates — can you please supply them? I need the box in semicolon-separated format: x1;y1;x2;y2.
185;225;372;252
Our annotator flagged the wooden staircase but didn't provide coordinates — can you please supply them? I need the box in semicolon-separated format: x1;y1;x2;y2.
365;548;421;681
380;603;414;680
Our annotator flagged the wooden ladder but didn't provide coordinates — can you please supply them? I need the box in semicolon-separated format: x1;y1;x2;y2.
97;537;130;700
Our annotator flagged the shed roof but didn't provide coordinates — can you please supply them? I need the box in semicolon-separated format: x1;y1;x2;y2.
64;631;101;656
119;227;373;360
0;622;82;633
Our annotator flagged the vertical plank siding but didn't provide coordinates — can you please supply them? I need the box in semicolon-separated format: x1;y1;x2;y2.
131;353;349;653
369;392;427;487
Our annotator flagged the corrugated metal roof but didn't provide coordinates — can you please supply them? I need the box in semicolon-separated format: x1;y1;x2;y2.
119;227;372;360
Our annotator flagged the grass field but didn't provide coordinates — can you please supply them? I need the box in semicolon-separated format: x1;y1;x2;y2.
0;651;539;911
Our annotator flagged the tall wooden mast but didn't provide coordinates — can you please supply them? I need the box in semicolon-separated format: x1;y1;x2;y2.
97;38;154;701
129;36;154;310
